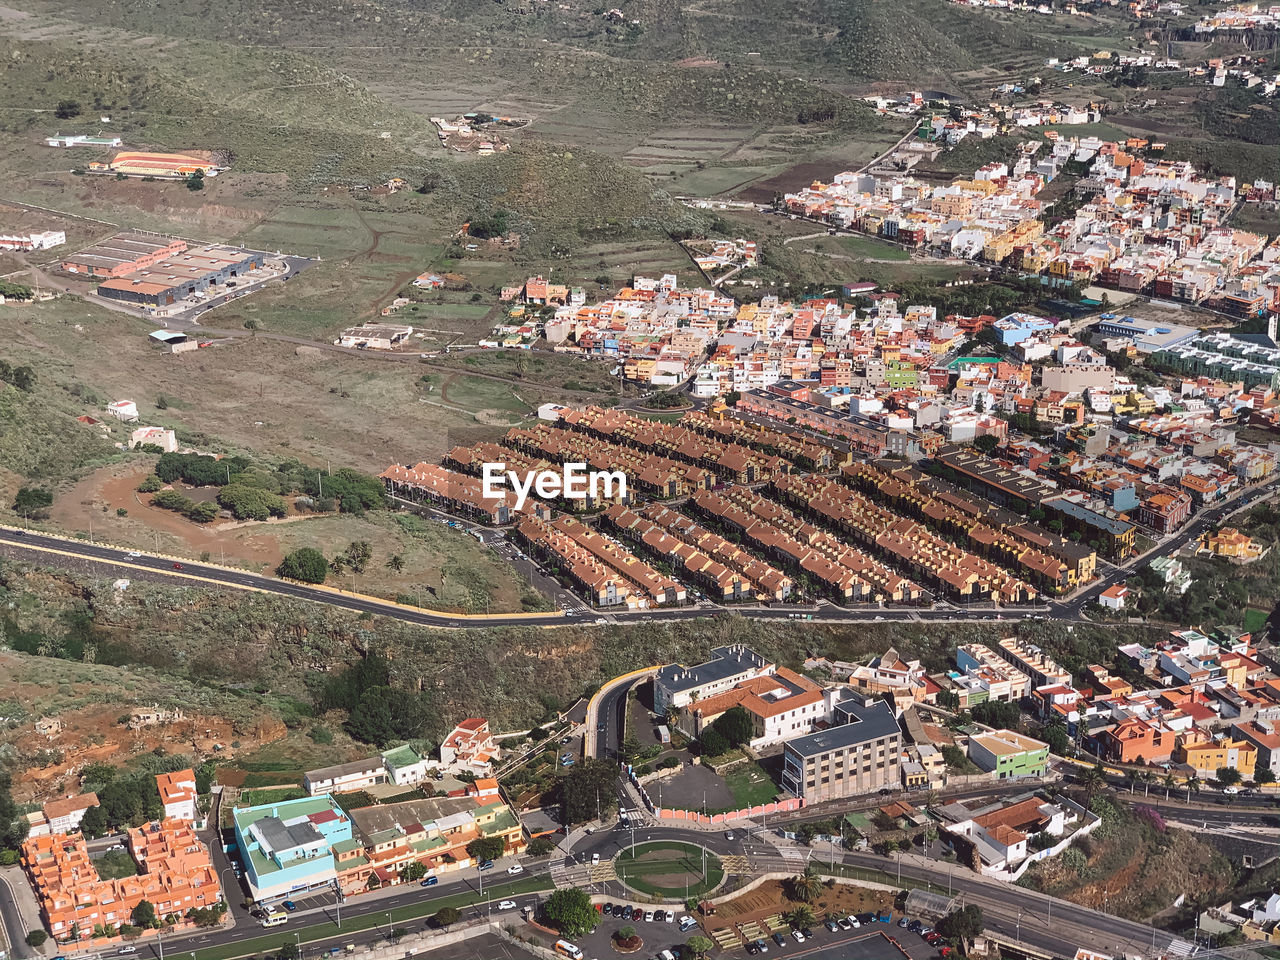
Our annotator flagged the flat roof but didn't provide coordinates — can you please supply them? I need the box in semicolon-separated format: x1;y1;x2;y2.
654;645;771;696
785;698;900;757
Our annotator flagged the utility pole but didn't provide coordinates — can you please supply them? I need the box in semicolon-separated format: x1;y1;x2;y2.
318;472;324;498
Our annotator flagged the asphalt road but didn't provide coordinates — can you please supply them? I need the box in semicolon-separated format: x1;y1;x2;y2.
0;873;30;959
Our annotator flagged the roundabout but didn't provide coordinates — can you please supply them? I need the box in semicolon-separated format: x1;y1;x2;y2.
614;839;725;900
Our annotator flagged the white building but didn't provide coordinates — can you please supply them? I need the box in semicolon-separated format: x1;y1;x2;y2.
302;757;387;796
130;426;178;452
106;400;139;422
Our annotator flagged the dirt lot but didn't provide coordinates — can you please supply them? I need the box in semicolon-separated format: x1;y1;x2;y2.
0;650;284;805
710;878;897;935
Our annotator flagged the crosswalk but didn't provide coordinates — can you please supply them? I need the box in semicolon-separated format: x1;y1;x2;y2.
721;854;751;873
1166;939;1196;957
589;862;618;883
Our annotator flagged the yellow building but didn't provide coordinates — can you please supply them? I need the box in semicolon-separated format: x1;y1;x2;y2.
1173;736;1256;780
1200;527;1266;562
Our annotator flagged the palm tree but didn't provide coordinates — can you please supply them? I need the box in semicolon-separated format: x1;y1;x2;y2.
791;870;823;903
1187;776;1202;803
1081;764;1106;806
386;554;405;573
786;905;816;931
1126;769;1139;794
1163;773;1176;800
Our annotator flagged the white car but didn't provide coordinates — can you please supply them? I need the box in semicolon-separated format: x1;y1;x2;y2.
126;551;142;559
679;916;697;932
1223;785;1241;795
497;900;518;910
792;930;807;943
591;853;600;865
507;864;524;875
846;914;861;928
724;831;736;841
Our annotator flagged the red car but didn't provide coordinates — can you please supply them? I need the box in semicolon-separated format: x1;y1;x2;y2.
172;562;184;570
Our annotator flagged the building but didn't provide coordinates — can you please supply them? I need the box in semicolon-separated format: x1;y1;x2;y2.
653;645;774;713
955;644;1033;703
334;322;414;350
439;718;501;775
22;819;220;943
63;233;191;279
1099;584;1128;610
677;667;827;749
41;793;99;835
968;730;1049;779
1200;527;1266;562
45;134;122;148
848;647;939;709
106;399;139;422
233;795;354;902
303;758;387;797
156;770;199;823
1091;315;1199;353
130;426;179;452
1172;734;1257;779
781;697;902;803
0;230;66;251
95;244;264;309
1232;721;1280;778
381;745;433;787
89;151;218;178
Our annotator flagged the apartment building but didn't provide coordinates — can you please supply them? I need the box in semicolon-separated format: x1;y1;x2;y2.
955;644;1033;703
968;730;1049;779
1172;734;1257;779
23;819;221;943
654;645;774;713
995;638;1073;689
233;795;354;902
380;462;551;525
781;697;903;803
848;647;940;709
439;718;501;774
1232;721;1280;777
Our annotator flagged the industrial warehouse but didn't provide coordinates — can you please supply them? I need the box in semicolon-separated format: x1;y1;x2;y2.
61;232;266;308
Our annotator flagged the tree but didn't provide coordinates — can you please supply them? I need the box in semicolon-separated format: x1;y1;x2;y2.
699;727;729;757
554;758;619;825
1215;767;1243;788
710;705;754;749
789;869;823;903
54;99;81;119
937;905;984;943
528;836;555;857
400;861;427;882
686;936;715;959
1257;768;1276;785
131;900;157;929
615;925;637;943
466;836;505;863
186;170;205;191
25;930;48;948
541;888;600;938
344;540;373;573
432;906;460;928
974;434;999;454
1080;764;1106;805
278;943;298;960
79;805;108;839
785;905;816;930
345;686;428;747
277;548;327;584
13;486;53;518
386;554;405;573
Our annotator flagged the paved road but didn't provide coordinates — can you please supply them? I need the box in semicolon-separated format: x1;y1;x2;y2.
0;872;30;959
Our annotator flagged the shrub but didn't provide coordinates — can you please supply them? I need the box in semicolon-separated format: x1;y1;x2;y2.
277;548;327;584
26;930;48;947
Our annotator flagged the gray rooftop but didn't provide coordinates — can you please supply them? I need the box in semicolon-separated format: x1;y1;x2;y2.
784;698;901;758
254;815;324;856
655;645;770;696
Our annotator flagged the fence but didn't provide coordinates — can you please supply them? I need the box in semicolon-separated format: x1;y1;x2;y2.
651;798;806;826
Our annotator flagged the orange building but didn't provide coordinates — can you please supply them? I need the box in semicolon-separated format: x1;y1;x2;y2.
22;819;221;943
88;151;215;178
1097;716;1178;764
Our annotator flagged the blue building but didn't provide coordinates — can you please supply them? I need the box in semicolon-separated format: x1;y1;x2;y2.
993;312;1056;346
233;795;353;903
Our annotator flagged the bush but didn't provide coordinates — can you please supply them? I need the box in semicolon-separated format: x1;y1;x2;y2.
309;726;334;745
25;930;48;948
277;548;327;584
138;475;163;493
13;486;53;518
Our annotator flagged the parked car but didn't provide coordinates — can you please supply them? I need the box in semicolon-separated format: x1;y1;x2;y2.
678;916;697;932
653;909;665;923
622;906;634;921
746;943;759;956
507;865;524;875
898;918;910;928
753;939;769;954
800;928;813;940
282;900;297;912
772;933;788;947
643;910;654;922
825;919;840;932
603;902;614;917
497;900;518;910
792;930;807;943
478;860;494;871
420;877;438;887
837;918;852;931
665;910;674;924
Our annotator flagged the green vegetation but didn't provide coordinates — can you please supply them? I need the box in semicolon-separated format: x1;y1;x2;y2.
241;786;307;807
542;887;601;938
277;548;328;584
95;849;140;880
616;841;724;898
720;761;781;811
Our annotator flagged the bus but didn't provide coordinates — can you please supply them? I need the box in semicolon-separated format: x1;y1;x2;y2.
260;911;288;928
553;941;582;959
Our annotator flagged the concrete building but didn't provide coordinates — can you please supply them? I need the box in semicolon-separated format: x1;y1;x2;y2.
334;322;414;350
653;645;774;713
303;758;387;797
1232;721;1280;777
156;769;199;823
781;697;902;803
438;718;501;775
677;666;827;749
41;793;99;835
968;730;1049;779
381;745;433;787
233;795;353;902
130;426;179;452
